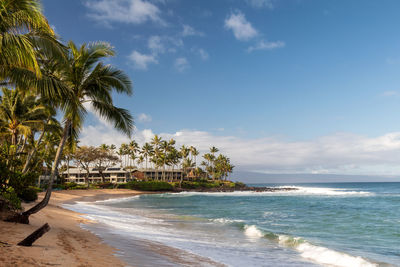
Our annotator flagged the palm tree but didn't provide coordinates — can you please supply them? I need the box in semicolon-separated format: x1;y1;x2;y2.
137;155;144;169
0;88;47;146
141;142;153;170
167;147;180;181
151;135;162;180
209;147;219;180
128;140;139;167
120;143;129;167
190;146;199;169
0;0;65;80
202;153;215;180
116;147;123;166
15;41;133;223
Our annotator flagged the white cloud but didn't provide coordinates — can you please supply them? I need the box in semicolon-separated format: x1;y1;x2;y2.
148;35;165;54
79;116;400;176
247;39;285;52
174;57;190;72
128;50;158;70
191;47;209;61
246;0;275;9
137;113;152;123
148;35;183;54
84;0;165;26
382;90;399;97
182;24;204;37
224;10;258;41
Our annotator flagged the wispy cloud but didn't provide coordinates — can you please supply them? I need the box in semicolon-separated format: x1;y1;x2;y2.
80;117;400;176
191;47;209;61
128;50;158;70
84;0;165;26
148;35;165;54
182;24;204;37
247;39;285;52
174;57;190;72
137;113;152;123
224;10;258;41
245;0;275;9
382;90;399;97
148;35;183;54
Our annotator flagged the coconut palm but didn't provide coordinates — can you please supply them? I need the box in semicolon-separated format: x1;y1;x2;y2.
151;135;162;179
141;142;153;170
120;143;129;167
15;41;133;223
128;140;139;167
167;147;180;181
137;155;144;169
0;88;47;146
22;105;61;174
0;0;67;98
190;146;199;169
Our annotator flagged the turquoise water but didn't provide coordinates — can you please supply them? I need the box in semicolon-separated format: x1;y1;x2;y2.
65;183;400;266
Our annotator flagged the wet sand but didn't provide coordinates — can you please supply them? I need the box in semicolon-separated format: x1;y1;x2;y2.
0;189;144;267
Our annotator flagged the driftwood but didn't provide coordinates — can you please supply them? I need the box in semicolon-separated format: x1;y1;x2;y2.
18;223;50;246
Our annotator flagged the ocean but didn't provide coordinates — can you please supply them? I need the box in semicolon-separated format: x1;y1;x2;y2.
63;182;400;266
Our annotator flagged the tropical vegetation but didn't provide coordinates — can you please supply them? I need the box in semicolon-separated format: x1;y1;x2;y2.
0;0;235;225
0;0;133;223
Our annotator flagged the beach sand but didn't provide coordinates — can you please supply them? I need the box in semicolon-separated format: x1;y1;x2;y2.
0;189;227;267
0;189;144;267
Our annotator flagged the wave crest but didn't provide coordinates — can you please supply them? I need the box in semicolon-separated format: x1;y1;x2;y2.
240;225;377;267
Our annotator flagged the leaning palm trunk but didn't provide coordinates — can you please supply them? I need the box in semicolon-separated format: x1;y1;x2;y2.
7;121;70;224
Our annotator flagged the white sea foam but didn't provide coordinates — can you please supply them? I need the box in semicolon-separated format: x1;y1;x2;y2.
278;235;377;267
93;195;140;204
165;186;373;197
244;225;264;239
276;186;374;196
296;242;376;267
210;218;244;224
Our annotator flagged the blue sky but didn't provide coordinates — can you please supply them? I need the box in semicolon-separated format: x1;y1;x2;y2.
41;0;400;178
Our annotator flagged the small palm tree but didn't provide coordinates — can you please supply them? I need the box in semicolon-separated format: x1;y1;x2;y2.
128;140;139;167
0;88;47;146
141;142;153;170
190;146;199;169
151;135;162;179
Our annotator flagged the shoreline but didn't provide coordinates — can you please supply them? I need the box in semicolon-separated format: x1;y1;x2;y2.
0;189;145;267
0;189;227;267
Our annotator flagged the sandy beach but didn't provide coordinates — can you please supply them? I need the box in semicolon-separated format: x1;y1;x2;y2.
0;189;144;267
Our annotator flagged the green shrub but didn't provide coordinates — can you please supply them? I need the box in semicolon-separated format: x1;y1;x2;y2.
116;183;128;189
0;188;21;210
126;181;173;191
65;182;78;189
234;182;246;188
18;186;38;202
96;182;114;189
53;183;66;190
70;185;88;190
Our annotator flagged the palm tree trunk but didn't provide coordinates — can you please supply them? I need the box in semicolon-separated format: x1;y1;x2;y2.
22;126;47;174
12;130;18;146
7;120;71;224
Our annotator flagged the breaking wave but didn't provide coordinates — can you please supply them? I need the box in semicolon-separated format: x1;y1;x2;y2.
164;186;373;197
240;225;377;267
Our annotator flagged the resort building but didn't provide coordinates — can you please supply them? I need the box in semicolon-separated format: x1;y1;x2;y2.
132;168;184;181
62;167;131;184
62;167;200;184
